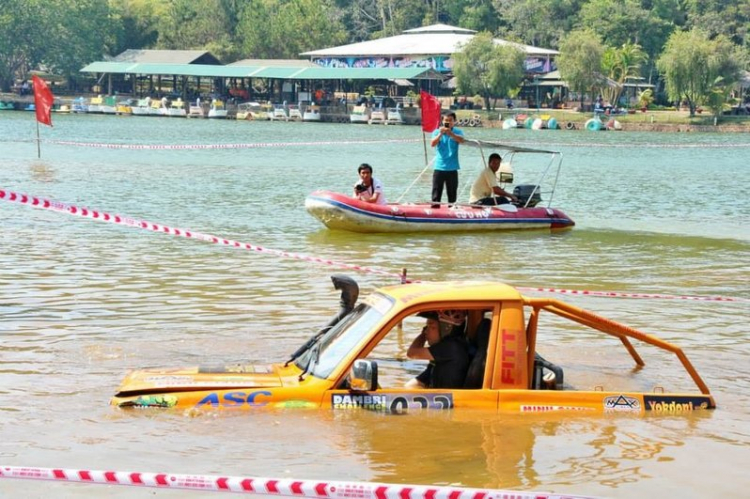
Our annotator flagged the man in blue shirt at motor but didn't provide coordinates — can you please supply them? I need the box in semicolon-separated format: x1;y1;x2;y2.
430;112;465;205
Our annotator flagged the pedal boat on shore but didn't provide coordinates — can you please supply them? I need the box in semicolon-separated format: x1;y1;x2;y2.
111;275;715;414
305;140;575;233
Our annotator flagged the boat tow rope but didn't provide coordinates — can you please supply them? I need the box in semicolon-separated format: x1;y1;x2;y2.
2;188;747;304
0;465;596;499
3;138;421;150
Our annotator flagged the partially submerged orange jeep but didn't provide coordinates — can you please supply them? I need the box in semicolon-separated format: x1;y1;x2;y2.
112;276;715;414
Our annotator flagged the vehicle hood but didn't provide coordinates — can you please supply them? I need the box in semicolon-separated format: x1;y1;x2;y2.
114;364;284;396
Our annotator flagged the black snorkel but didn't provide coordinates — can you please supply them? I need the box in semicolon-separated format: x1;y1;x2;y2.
285;275;359;367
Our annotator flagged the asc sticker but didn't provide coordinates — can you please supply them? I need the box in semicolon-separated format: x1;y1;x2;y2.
332;393;453;412
196;390;272;408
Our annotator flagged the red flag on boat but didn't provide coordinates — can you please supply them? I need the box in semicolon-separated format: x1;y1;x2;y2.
32;75;54;127
420;90;442;133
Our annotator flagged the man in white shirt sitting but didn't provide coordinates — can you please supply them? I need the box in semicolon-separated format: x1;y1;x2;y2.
353;163;387;205
469;153;518;206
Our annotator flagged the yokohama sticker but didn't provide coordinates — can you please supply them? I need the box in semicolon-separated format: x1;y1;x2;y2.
643;395;713;412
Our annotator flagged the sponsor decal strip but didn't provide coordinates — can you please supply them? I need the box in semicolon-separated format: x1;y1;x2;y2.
520;405;594;413
2;188;746;303
0;465;597;498
643;395;713;412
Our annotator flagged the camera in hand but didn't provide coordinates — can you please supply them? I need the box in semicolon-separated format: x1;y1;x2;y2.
355;183;368;193
443;122;452;128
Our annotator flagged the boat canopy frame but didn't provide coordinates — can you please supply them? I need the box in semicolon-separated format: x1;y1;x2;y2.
462;139;563;208
398;139;564;208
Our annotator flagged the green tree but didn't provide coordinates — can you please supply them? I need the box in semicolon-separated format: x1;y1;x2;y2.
684;0;750;47
49;0;114;82
556;29;604;109
157;0;236;61
449;0;499;33
0;0;53;91
0;0;111;91
237;0;347;59
109;0;164;56
657;28;745;116
452;31;526;110
579;0;678;83
495;0;584;50
601;42;647;107
334;0;434;42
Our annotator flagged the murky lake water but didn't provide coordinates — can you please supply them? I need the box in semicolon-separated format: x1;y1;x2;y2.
1;112;749;498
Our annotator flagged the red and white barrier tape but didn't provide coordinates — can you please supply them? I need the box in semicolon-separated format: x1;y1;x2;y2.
41;138;420;150
515;286;747;303
505;141;750;149
0;465;593;499
0;188;406;282
1;188;746;303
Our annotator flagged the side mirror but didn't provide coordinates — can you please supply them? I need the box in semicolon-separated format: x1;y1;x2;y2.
349;359;378;391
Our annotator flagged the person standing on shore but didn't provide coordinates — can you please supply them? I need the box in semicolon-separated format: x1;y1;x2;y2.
430;112;465;205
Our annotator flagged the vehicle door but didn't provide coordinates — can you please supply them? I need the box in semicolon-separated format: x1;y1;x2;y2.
323;303;502;413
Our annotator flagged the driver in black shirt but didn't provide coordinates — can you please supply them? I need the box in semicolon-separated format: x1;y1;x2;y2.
405;310;470;389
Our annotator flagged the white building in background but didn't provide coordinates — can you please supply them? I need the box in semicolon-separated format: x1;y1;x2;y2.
301;24;559;75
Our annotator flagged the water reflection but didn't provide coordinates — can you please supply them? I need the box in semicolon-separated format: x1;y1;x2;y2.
344;410;713;491
29;161;56;183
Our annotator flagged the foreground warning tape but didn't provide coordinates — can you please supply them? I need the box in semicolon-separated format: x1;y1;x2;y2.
0;188;407;282
2;188;746;303
516;285;748;303
0;465;595;498
42;138;420;150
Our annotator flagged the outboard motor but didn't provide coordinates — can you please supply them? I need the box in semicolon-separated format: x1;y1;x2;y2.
513;184;542;207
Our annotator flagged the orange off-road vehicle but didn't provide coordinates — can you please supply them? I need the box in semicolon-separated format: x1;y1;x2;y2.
112;276;715;415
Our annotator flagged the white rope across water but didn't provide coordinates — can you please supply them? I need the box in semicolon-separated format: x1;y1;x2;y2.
489;140;750;149
2;138;420;150
4;137;750;150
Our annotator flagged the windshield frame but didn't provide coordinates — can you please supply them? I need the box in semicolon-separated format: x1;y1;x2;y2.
294;293;393;380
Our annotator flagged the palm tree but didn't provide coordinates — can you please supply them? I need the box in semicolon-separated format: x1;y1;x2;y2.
601;42;648;108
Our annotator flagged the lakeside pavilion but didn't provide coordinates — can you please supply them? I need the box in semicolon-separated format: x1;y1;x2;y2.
80;24;558;104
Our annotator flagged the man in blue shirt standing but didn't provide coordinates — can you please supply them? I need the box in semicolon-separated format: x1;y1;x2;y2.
430;112;465;205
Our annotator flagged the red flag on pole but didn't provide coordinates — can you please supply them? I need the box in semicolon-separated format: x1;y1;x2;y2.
32;75;54;127
420;90;441;133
